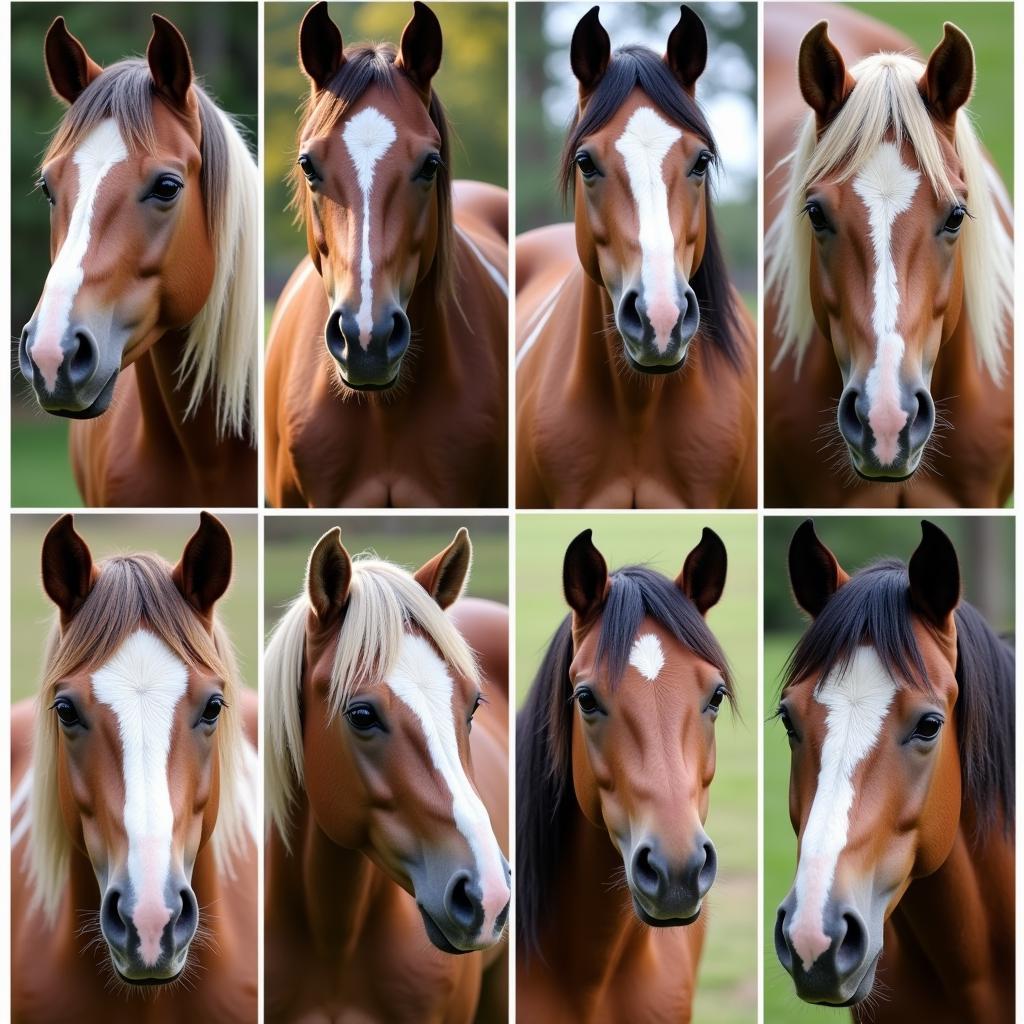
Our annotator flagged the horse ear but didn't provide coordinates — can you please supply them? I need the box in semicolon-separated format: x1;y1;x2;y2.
677;527;726;616
306;527;352;625
563;529;609;623
172;512;232;621
788;519;849;618
665;4;708;96
397;1;443;96
299;1;345;93
41;515;98;625
908;521;961;629
798;21;854;126
919;23;974;126
147;15;194;109
414;527;471;610
570;7;611;98
44;17;103;104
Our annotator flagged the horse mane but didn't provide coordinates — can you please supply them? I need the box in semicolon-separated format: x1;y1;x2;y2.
289;43;454;304
23;553;256;924
516;565;734;958
766;50;1012;382
265;553;479;850
781;559;1015;840
42;59;259;441
558;45;744;371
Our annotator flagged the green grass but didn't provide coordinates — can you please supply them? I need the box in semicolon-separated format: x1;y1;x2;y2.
11;515;259;703
264;516;508;635
516;514;757;1024
11;417;82;508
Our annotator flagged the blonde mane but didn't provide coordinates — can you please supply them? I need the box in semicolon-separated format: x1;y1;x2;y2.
43;60;259;440
766;50;1012;382
265;553;480;849
21;554;256;923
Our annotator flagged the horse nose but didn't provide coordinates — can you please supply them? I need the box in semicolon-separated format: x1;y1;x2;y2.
324;304;409;388
631;835;717;906
19;324;99;392
99;882;198;969
100;885;132;953
616;282;697;368
442;868;485;936
906;386;935;452
838;382;933;470
837;385;867;451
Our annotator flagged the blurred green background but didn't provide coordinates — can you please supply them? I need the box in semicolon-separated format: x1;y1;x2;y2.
517;513;757;1024
11;513;259;703
10;2;258;507
763;514;1014;1022
264;515;508;634
517;2;757;297
265;1;508;304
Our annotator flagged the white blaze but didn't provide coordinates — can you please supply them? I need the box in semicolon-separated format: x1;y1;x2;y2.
342;107;397;350
614;107;683;354
852;143;920;465
629;633;665;682
385;633;509;938
32;118;128;391
789;646;896;971
92;630;188;967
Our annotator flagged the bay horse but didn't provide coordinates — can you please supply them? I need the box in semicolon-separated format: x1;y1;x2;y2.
516;5;756;509
775;519;1014;1019
264;527;510;1021
517;527;734;1020
765;5;1014;507
11;513;259;1020
265;1;508;508
19;14;259;507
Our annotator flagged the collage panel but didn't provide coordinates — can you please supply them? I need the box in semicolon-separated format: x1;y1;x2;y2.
764;514;1015;1019
263;1;509;508
515;2;757;509
11;3;259;508
515;513;757;1023
11;512;259;1017
764;2;1014;508
263;515;510;1021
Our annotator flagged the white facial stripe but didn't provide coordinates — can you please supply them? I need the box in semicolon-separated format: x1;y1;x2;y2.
515;280;563;370
629;633;665;682
342;107;397;350
33;119;128;391
385;633;509;936
92;630;188;967
852;143;921;465
614;107;683;354
789;646;896;971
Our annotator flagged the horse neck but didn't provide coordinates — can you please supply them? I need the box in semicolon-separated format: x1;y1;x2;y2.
266;790;377;959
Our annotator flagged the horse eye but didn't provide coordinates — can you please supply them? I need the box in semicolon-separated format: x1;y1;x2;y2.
200;695;225;725
148;175;184;202
943;205;967;234
690;151;712;177
574;687;601;715
52;698;81;728
911;714;943;742
804;201;829;232
575;151;599;179
346;702;383;732
417;154;442;182
297;154;320;183
38;178;55;206
706;685;727;713
778;706;798;740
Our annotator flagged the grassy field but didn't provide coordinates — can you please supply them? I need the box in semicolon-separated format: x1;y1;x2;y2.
264;516;508;635
516;514;757;1024
11;514;259;703
11;417;81;508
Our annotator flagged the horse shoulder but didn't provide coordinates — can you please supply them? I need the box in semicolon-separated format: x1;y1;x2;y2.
452;179;509;243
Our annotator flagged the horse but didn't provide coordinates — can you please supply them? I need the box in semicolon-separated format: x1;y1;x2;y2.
515;5;756;509
265;1;508;508
264;526;510;1022
764;5;1014;507
774;519;1014;1019
17;15;259;507
517;526;735;1021
11;513;259;1021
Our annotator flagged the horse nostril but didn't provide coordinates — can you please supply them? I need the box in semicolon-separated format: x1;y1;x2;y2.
837;387;865;446
324;309;347;363
444;871;481;932
18;328;33;381
696;838;717;895
907;388;935;450
100;887;130;949
66;329;98;387
617;290;644;343
774;904;795;973
386;309;411;363
631;843;661;895
679;284;700;343
835;910;867;975
173;887;199;947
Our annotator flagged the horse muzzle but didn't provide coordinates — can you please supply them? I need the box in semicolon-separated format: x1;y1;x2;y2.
325;303;411;391
19;320;120;417
774;890;882;1006
616;280;699;374
625;832;717;925
99;879;199;983
837;380;935;481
